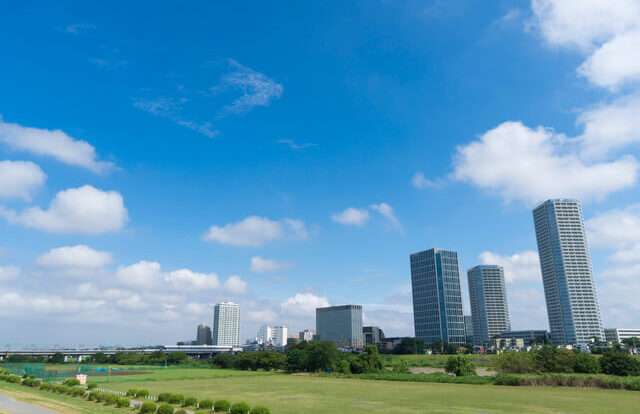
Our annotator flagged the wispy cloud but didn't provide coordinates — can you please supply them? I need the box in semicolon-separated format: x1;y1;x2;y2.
61;23;96;35
133;97;218;138
277;139;317;151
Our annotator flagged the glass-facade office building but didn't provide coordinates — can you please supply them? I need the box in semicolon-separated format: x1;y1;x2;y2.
410;248;466;345
467;265;511;345
533;199;604;345
316;305;363;348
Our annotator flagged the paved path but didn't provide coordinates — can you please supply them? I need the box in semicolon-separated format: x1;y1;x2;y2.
0;392;59;414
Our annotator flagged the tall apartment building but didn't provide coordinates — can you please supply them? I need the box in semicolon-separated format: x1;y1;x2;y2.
212;302;241;347
257;325;289;347
196;322;212;345
316;305;363;348
410;248;466;346
467;265;511;346
533;199;604;344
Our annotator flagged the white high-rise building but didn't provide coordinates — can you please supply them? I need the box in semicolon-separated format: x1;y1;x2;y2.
212;302;240;346
256;325;289;347
468;265;511;346
533;199;604;345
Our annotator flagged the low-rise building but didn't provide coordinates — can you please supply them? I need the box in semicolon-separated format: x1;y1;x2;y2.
299;330;315;342
489;337;525;349
363;326;385;346
604;328;640;344
499;330;550;346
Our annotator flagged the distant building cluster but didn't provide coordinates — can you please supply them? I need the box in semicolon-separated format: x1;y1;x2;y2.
177;200;635;354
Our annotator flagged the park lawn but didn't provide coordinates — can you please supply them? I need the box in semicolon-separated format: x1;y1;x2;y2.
382;354;498;368
0;381;123;414
104;372;640;414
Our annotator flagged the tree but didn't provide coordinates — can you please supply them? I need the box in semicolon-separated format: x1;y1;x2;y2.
429;339;458;355
445;355;476;376
49;353;65;364
622;337;640;348
93;352;108;363
600;350;640;376
573;353;600;374
494;351;536;374
305;341;341;372
285;348;308;373
212;353;236;369
393;338;426;355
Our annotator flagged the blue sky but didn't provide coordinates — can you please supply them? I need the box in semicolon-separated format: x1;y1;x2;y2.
2;0;640;347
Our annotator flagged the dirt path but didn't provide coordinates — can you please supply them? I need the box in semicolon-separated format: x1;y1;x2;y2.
0;392;59;414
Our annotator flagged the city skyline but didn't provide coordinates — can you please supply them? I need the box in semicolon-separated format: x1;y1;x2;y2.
2;1;640;346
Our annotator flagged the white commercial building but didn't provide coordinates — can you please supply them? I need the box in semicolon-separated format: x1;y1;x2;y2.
605;328;640;344
257;325;289;347
533;199;604;345
213;302;240;347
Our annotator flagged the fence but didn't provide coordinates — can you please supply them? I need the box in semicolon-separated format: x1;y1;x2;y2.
1;363;155;384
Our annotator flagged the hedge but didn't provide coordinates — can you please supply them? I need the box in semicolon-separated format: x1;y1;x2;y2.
214;399;231;411
140;401;158;413
157;403;175;414
231;402;251;414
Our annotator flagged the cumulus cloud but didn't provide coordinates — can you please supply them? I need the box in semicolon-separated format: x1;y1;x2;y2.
370;202;402;231
586;204;640;248
331;207;370;226
0;160;46;201
280;293;329;317
203;216;307;247
0;292;106;315
250;256;293;273
452;121;638;205
478;250;541;283
531;0;640;89
0;118;113;172
0;185;128;234
37;245;113;269
0;266;20;282
116;260;246;293
411;172;441;189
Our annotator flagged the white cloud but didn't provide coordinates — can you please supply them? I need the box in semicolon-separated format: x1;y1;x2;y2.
0;160;46;201
586;204;640;248
370;202;402;231
331;207;370;226
250;256;293;273
203;216;307;247
478;250;541;283
0;118;113;172
219;60;283;115
246;309;278;323
222;275;248;294
116;294;149;311
116;261;163;289
530;0;640;50
507;287;548;330
578;30;640;89
0;185;128;234
0;266;20;282
578;95;640;159
165;268;220;291
280;293;329;317
0;292;106;315
609;244;640;263
452;121;638;205
63;23;96;34
277;139;317;151
411;172;441;189
37;245;113;269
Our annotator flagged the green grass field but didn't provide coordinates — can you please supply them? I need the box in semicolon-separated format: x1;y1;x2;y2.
382;354;498;368
95;368;640;413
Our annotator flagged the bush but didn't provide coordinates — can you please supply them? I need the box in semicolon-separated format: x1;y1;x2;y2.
106;394;119;405
127;388;138;396
494;352;536;374
169;393;185;404
231;402;251;414
21;378;34;386
137;389;150;398
391;359;410;374
494;374;525;386
573;353;601;374
72;387;86;397
183;397;198;407
88;391;101;401
158;392;172;402
40;382;51;391
98;392;108;403
214;399;231;411
335;359;351;374
445;355;476;376
87;382;98;390
250;406;271;414
600;351;640;376
198;398;214;409
117;397;131;408
64;378;81;386
140;401;158;413
157;403;174;414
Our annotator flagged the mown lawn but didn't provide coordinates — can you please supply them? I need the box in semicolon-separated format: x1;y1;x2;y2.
102;370;640;414
0;382;123;414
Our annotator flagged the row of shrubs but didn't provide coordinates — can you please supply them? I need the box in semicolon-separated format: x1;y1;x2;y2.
494;347;640;376
494;373;640;391
0;369;271;413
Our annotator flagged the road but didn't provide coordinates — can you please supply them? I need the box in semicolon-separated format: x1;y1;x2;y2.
0;392;59;414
